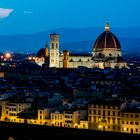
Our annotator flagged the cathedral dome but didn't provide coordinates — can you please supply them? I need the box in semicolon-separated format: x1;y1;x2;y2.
36;48;45;58
93;22;121;51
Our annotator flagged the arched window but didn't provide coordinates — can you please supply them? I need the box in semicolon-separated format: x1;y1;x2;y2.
98;53;102;57
52;43;54;49
56;44;58;49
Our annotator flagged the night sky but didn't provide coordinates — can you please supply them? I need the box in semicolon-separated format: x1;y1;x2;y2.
0;0;140;34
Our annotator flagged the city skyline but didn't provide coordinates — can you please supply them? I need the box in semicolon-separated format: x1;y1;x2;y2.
0;1;140;139
0;0;140;34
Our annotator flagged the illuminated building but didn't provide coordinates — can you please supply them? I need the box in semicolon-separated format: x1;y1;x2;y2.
37;108;50;125
51;111;63;127
121;107;140;134
35;22;128;69
50;108;87;128
1;98;140;135
1;100;31;122
92;22;127;69
63;109;87;128
49;33;60;68
79;120;88;129
88;99;123;132
35;43;49;66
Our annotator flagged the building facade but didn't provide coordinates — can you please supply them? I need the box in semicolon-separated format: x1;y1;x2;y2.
35;22;127;69
88;100;123;132
92;22;127;69
49;33;60;68
1;98;140;134
121;108;140;134
1;100;31;121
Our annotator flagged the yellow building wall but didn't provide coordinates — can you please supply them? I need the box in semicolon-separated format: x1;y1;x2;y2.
121;112;140;134
88;104;121;132
51;113;63;127
80;121;88;129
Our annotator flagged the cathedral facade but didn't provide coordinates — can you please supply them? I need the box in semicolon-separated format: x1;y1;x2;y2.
35;23;127;69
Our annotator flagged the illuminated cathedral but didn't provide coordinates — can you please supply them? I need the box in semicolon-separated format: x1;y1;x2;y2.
35;22;127;69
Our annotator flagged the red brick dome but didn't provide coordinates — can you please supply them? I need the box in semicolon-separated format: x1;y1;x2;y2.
36;48;45;58
93;22;121;51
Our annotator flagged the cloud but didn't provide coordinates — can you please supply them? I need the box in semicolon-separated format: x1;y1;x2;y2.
24;11;33;14
0;8;14;19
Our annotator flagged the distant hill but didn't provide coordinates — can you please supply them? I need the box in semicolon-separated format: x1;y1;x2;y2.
0;27;140;53
61;38;140;53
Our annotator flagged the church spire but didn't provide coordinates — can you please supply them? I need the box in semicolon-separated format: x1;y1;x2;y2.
105;21;110;32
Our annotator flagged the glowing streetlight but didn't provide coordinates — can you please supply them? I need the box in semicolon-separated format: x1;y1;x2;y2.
124;127;127;131
28;56;32;60
5;53;11;59
98;125;102;129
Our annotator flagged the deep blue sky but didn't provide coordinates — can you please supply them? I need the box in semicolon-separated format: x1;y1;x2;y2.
0;0;140;34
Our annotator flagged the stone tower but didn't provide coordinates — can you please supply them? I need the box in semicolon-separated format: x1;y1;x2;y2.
49;33;59;67
63;50;69;68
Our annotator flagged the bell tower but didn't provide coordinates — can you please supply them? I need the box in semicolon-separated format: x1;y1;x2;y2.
49;33;59;67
